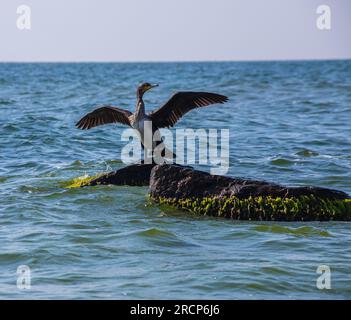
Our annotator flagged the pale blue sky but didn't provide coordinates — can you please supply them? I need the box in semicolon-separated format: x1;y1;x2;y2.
0;0;350;61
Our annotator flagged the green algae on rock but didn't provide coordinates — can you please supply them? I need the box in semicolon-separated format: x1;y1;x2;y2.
63;164;156;188
63;173;104;188
149;165;351;221
77;164;155;187
152;195;351;221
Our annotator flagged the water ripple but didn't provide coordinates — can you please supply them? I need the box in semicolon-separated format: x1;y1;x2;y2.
0;61;350;299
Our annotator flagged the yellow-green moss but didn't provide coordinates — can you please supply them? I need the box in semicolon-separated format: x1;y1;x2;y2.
62;173;104;189
152;195;351;221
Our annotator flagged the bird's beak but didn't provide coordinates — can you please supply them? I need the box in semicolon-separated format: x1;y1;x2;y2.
144;83;159;93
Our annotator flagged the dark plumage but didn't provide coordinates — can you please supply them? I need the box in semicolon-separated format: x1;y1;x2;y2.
149;92;229;128
76;106;132;130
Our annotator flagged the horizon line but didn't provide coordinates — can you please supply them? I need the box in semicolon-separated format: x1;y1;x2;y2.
0;58;350;64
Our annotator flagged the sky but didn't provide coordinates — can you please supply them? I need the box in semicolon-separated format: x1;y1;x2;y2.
0;0;350;62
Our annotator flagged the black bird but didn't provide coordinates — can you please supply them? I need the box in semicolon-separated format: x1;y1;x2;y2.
76;83;228;159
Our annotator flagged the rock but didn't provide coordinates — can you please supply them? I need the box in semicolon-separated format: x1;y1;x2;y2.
87;164;156;187
149;165;351;221
149;164;348;200
70;162;351;221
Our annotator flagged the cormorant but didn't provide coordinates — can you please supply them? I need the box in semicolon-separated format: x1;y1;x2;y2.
76;83;228;160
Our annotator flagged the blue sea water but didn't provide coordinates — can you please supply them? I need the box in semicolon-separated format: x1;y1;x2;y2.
0;61;350;299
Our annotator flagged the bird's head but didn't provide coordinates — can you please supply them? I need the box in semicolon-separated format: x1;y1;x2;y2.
137;82;159;97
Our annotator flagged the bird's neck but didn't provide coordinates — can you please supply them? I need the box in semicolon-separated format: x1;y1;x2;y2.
135;96;145;119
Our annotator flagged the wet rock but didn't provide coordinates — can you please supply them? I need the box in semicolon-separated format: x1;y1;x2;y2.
149;165;351;221
76;163;350;221
87;164;156;187
149;164;349;200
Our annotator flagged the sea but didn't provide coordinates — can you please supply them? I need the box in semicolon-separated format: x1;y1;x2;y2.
0;61;350;299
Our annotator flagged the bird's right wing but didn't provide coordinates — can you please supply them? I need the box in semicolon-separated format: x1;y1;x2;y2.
76;106;132;130
148;92;229;128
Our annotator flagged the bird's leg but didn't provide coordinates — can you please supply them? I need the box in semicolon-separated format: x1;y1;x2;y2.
143;147;154;165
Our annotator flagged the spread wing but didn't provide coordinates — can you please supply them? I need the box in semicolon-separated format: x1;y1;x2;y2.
76;105;132;130
148;92;229;128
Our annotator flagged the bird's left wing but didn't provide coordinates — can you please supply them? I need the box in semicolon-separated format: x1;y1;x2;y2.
148;92;228;128
76;105;132;130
